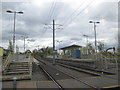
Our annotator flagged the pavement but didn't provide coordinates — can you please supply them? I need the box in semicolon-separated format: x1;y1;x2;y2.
80;75;119;88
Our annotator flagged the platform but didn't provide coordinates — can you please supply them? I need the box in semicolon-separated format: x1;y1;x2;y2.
2;76;119;89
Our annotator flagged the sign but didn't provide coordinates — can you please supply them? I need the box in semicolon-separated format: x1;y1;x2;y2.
83;47;89;50
91;50;96;53
0;48;3;56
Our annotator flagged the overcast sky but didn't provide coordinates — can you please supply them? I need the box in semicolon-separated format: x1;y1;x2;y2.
1;0;119;52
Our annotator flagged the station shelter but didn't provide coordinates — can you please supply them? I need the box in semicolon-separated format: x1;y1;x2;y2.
60;45;82;58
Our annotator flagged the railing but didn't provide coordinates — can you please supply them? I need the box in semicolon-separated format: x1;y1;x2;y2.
3;52;12;71
80;53;119;70
28;53;32;77
95;53;118;70
81;54;96;59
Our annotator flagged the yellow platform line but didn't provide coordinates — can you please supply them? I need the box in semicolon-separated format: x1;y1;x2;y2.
1;74;31;81
1;75;30;78
102;85;120;88
80;74;117;80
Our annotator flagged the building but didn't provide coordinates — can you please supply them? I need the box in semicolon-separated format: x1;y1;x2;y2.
60;44;82;58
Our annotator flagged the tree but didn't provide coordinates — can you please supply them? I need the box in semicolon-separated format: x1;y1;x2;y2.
97;41;104;52
16;45;19;53
87;43;93;50
86;43;93;54
8;40;13;52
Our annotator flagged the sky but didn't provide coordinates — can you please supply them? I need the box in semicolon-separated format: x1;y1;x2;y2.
1;0;119;52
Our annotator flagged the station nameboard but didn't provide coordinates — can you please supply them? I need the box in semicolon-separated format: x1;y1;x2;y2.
82;47;89;50
0;48;3;56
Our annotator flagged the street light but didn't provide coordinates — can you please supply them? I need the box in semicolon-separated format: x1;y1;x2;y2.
56;40;62;55
21;36;28;53
6;10;23;54
83;34;89;46
89;20;100;52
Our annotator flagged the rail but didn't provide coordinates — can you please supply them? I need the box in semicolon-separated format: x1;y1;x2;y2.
3;52;12;71
57;63;101;76
37;59;100;89
38;64;64;90
56;67;100;90
28;53;32;77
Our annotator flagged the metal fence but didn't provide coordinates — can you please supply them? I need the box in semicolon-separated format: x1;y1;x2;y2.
94;54;118;70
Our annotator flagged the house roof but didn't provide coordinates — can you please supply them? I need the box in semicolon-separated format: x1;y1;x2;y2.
60;44;82;50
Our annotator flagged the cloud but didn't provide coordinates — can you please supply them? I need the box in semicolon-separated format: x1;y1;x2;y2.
88;2;118;22
27;38;35;42
1;1;118;51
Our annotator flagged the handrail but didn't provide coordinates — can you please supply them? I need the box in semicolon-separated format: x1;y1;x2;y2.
27;53;32;77
98;53;118;69
3;52;12;71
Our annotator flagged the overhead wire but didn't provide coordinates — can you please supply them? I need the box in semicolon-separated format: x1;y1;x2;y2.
62;0;86;26
41;0;57;37
62;0;96;30
54;0;96;47
55;0;87;38
46;0;57;24
55;0;90;31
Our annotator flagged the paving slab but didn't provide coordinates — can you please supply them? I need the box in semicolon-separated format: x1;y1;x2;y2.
80;76;119;88
2;82;13;88
1;75;31;81
104;75;119;80
57;79;91;88
36;81;59;88
17;81;36;88
36;79;93;88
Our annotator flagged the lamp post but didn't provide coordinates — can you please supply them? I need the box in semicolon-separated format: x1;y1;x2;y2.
83;34;89;46
6;10;23;60
89;21;100;53
57;40;62;55
89;20;100;68
21;36;28;53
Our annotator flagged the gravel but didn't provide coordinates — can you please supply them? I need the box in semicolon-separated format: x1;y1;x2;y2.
54;64;94;79
31;62;50;81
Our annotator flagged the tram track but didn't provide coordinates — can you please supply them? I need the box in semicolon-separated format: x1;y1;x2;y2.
38;64;64;90
54;64;100;90
39;58;118;81
42;58;115;76
36;59;101;90
56;62;116;76
57;63;101;76
56;60;115;75
56;62;118;81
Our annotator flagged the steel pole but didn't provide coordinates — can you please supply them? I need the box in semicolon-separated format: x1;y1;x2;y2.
12;12;16;61
53;20;55;65
94;22;97;53
13;12;16;53
24;37;25;53
57;41;60;56
94;22;98;69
